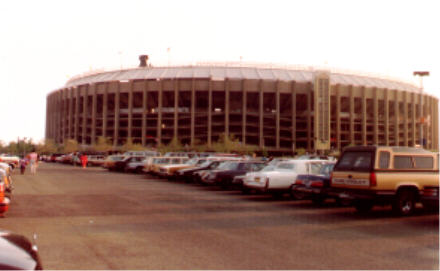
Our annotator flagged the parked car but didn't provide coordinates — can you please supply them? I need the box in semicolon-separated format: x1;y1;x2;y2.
202;161;266;188
103;155;126;171
329;145;439;215
0;155;19;169
0;230;43;269
158;158;211;179
148;157;190;175
124;156;148;173
0;172;10;216
242;160;329;197
0;163;13;200
87;155;107;167
176;160;226;182
291;161;337;204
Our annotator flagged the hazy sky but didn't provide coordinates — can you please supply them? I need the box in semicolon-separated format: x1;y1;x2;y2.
0;0;439;144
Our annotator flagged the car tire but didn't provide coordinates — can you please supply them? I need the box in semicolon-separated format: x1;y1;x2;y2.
242;187;251;195
393;189;416;216
312;196;325;205
290;188;306;200
354;200;374;213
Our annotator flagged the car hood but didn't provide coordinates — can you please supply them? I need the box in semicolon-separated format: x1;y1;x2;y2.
0;231;42;270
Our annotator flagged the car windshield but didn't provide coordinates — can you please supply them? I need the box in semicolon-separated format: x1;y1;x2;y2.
217;161;238;170
199;161;213;167
260;165;275;172
185;158;198;165
320;164;335;176
335;151;373;172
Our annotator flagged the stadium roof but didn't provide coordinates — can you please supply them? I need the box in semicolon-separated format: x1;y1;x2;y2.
64;64;420;92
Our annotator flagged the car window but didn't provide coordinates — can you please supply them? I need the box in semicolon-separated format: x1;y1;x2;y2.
252;163;266;171
277;163;296;171
379;151;390;169
414;156;433;169
394;156;413;169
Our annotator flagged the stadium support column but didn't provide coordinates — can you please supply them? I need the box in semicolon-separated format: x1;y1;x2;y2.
102;83;108;141
113;82;120;147
55;91;60;143
141;80;148;146
242;79;247;145
128;80;133;140
91;84;97;145
68;88;73;139
276;80;280;149
373;88;378;145
63;89;68;143
190;78;195;146
259;80;264;149
291;81;297;154
411;92;417;146
224;78;230;143
434;99;439;150
349;85;355;145
335;85;341;151
429;97;435;149
307;83;312;151
82;86;88;145
174;79;179;140
208;79;212;147
384;88;389;146
394;90;399;146
403;91;409;146
361;87;367;146
74;87;80;141
157;80;163;146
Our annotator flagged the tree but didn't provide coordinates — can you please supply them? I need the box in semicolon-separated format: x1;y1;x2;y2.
157;136;183;154
63;139;79;153
93;137;113;152
121;137;145;152
37;139;58;154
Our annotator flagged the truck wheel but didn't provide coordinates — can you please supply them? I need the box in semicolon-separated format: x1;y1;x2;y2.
354;200;373;213
393;190;416;216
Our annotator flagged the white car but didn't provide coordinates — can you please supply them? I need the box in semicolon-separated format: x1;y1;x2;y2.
242;160;328;196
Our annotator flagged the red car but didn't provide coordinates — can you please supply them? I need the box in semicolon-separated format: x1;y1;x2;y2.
0;178;10;216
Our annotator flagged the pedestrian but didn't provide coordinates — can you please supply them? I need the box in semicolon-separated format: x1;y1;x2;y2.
80;154;88;169
19;158;27;174
27;150;38;174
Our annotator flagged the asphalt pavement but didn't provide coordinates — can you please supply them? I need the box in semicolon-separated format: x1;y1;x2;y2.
0;162;438;270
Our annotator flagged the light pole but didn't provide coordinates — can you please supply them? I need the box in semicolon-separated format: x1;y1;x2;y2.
413;71;429;148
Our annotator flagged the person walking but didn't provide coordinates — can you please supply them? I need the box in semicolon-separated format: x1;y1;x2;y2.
27;150;38;174
80;154;88;169
19;158;28;174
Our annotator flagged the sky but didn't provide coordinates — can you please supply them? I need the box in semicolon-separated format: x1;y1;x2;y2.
0;0;439;145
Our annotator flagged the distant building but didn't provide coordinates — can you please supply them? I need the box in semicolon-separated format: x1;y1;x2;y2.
46;58;438;154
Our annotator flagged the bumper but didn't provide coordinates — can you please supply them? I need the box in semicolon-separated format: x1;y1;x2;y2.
327;187;395;201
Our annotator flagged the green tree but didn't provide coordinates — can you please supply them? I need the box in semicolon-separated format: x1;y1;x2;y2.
93;136;113;152
37;139;58;154
121;137;146;152
63;139;79;153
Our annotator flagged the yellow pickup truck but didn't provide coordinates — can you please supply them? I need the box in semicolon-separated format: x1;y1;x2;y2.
329;146;439;216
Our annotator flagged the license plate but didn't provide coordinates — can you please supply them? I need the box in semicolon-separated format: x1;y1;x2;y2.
255;177;260;182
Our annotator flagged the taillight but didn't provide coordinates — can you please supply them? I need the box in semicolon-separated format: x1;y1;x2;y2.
370;172;377;187
311;181;323;187
296;179;303;185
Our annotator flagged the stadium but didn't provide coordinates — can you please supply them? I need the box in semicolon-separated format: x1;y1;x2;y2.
46;56;439;154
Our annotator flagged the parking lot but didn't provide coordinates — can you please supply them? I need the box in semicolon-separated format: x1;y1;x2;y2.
0;162;438;270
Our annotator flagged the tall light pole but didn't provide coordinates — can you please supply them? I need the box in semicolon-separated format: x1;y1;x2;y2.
413;71;429;148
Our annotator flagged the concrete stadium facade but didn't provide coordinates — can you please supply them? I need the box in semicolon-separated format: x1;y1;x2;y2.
46;63;439;153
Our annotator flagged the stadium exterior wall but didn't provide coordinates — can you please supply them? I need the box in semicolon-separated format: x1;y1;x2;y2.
45;66;439;154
